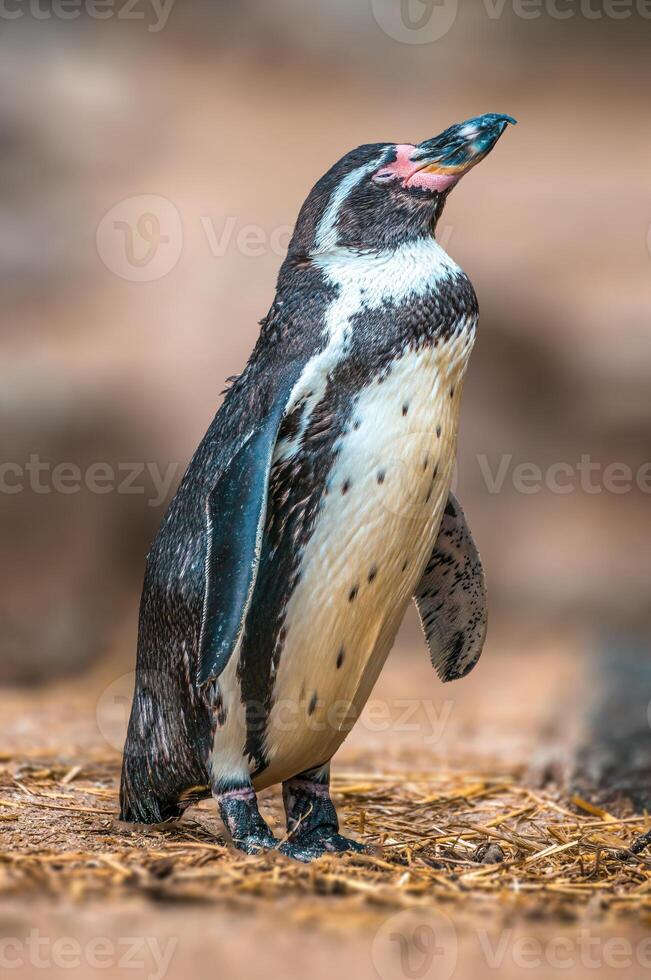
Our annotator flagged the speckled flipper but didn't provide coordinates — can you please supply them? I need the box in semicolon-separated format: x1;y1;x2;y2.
198;360;305;690
414;492;487;681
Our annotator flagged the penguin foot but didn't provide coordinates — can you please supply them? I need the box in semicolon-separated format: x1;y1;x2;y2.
279;766;367;860
214;784;278;857
234;829;279;856
278;828;367;862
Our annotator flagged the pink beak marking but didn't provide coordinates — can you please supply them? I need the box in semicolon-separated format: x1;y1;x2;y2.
373;144;461;193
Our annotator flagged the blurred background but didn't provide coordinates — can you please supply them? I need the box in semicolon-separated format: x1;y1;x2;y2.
3;1;650;689
1;4;651;976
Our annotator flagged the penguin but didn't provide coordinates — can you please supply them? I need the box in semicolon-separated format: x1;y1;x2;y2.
120;112;516;861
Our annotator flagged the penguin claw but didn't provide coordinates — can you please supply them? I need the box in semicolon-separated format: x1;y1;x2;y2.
233;830;279;856
325;833;368;854
278;830;367;862
620;828;651;859
277;839;324;863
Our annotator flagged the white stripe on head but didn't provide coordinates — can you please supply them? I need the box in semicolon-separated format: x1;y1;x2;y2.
314;154;386;254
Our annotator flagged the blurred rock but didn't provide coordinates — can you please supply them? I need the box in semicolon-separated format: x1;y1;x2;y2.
1;370;160;685
475;842;505;865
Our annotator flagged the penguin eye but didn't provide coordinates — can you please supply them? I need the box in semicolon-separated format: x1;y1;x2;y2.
372;172;397;185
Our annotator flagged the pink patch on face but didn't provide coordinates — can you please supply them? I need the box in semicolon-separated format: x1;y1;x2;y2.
407;170;461;192
373;143;462;193
373;144;418;181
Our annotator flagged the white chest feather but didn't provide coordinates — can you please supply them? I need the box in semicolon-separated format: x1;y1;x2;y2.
274;238;463;465
259;331;474;787
210;237;476;790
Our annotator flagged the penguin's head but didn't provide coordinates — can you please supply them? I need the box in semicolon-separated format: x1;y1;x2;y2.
289;113;516;257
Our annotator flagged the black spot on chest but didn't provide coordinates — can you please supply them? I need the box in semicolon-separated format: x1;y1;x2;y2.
238;262;477;776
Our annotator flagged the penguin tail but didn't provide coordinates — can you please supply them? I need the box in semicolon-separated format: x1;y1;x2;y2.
119;667;212;825
119;737;187;825
120;764;185;824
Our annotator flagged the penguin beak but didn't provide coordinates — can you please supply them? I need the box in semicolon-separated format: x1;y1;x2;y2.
409;113;516;191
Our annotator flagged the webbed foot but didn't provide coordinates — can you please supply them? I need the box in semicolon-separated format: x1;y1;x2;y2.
279;828;366;862
237;828;279;855
279;765;366;862
214;784;278;856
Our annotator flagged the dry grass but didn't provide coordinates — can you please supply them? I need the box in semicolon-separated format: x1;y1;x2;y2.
2;753;651;927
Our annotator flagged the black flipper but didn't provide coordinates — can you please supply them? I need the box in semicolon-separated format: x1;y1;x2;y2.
414;492;487;681
198;360;304;689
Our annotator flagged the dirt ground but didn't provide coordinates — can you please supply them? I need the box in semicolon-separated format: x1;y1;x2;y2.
2;621;651;980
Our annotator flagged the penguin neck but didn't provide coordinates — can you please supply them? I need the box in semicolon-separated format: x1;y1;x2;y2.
306;190;452;270
310;235;461;290
271;238;463;328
